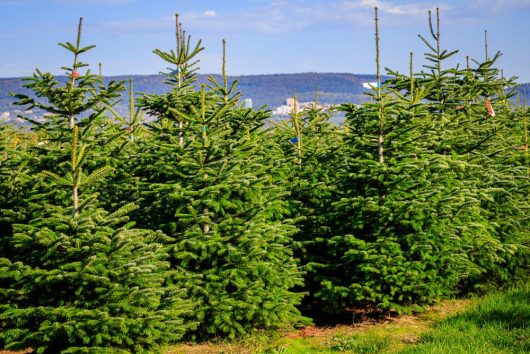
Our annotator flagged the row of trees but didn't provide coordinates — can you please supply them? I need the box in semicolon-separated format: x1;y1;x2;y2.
1;9;528;353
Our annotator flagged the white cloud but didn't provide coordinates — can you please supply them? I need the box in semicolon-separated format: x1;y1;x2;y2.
473;0;530;7
96;10;221;35
467;0;530;13
203;10;217;18
96;1;453;35
353;0;437;15
194;0;440;33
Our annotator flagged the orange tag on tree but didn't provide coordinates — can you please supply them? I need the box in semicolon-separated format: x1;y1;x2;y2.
485;99;495;117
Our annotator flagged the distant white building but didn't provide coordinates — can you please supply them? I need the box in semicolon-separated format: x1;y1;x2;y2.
285;97;299;111
273;105;292;115
273;97;298;116
362;82;380;89
272;97;331;116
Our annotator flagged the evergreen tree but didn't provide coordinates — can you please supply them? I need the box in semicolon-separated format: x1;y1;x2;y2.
0;202;191;353
0;17;124;249
97;77;147;212
312;7;530;314
0;126;33;257
405;15;529;290
0;18;193;353
270;95;344;309
133;20;307;338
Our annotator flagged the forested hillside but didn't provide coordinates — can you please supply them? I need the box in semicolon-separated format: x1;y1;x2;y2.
4;73;530;123
0;72;374;117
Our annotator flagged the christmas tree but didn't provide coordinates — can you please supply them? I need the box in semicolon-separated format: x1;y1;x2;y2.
311;7;530;314
0;18;193;353
270;93;345;311
132;18;308;338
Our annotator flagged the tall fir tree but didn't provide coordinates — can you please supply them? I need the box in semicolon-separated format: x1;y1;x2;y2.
0;18;194;353
270;94;345;311
131;18;308;338
312;7;529;314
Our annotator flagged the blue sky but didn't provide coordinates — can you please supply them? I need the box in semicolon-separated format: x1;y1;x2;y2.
1;0;529;81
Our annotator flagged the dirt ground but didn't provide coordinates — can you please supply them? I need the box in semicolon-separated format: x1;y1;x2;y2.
0;299;473;354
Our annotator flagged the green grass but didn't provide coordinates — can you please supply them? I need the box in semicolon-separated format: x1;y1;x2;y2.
166;285;530;353
401;285;530;354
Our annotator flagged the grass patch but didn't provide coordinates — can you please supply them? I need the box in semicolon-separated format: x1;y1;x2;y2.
166;286;530;353
402;285;530;354
166;299;469;353
328;335;390;353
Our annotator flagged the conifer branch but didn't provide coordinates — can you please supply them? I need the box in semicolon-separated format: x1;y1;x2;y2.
290;92;302;165
176;14;182;89
436;8;441;76
129;79;134;127
200;84;210;234
175;14;185;147
523;89;528;160
375;7;381;91
201;84;207;141
72;125;80;218
410;52;414;102
485;30;489;62
314;85;319;108
375;7;384;164
69;17;83;129
222;39;228;103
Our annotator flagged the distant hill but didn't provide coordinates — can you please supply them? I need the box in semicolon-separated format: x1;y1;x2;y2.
2;73;529;124
0;73;376;121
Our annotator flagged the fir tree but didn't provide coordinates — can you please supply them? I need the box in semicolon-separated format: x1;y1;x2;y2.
312;7;530;313
0;202;192;353
0;126;33;257
133;19;308;338
0;18;194;353
407;13;529;290
97;77;147;212
270;93;344;310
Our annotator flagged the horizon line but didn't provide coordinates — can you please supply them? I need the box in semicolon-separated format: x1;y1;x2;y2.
0;72;384;80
